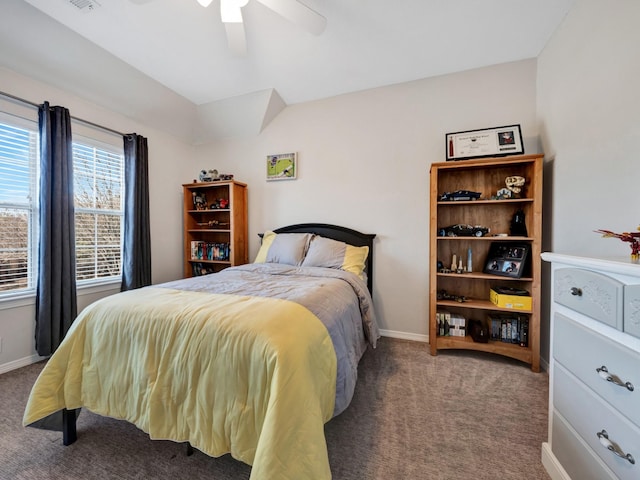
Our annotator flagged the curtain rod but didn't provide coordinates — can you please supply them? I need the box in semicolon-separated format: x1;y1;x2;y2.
0;90;125;137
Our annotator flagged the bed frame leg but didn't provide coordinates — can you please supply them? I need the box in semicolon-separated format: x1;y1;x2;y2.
62;408;78;446
185;442;194;456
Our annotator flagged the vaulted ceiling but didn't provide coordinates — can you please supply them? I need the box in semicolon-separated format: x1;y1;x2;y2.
0;0;575;142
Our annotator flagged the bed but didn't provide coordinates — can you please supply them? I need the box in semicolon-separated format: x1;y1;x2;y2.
23;223;378;480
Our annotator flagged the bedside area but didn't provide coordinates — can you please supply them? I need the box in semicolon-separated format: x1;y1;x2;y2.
541;253;640;480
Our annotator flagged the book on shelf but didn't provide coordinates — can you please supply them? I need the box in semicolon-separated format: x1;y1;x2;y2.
190;241;230;261
488;313;529;347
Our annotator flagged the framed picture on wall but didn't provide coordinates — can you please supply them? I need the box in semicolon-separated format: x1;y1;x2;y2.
266;152;297;181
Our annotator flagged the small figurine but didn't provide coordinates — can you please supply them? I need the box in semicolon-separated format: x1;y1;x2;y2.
506;176;525;196
495;176;525;199
198;169;219;182
595;226;640;262
209;198;230;209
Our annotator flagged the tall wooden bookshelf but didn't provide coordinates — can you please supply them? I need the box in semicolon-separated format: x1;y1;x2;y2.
182;180;248;277
429;154;543;371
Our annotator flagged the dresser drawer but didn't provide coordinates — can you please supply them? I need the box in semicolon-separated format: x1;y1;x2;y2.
554;268;623;329
551;411;617;480
624;284;640;339
554;364;640;480
554;313;640;427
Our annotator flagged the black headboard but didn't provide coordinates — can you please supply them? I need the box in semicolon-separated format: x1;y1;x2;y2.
260;223;376;293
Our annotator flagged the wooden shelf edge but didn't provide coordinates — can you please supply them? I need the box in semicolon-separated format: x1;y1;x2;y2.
187;209;231;213
437;198;535;205
437;272;533;281
188;259;231;265
430;154;544;170
432;336;533;365
436;236;534;241
436;299;532;314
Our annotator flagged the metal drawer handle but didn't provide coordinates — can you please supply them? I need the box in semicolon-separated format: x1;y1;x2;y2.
570;287;582;296
597;430;636;465
597;366;635;391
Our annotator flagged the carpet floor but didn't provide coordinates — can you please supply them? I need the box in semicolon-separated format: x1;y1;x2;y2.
0;337;551;479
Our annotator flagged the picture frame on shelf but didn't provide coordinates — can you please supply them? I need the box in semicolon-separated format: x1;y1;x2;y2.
483;242;530;278
266;152;297;181
446;125;524;161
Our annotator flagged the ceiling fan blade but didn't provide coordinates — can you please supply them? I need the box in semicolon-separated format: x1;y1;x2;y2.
224;22;247;56
220;0;247;55
256;0;326;35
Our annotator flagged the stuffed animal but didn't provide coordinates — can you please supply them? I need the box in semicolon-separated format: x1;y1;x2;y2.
198;169;219;182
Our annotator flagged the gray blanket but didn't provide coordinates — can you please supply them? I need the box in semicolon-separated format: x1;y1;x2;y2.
159;263;379;416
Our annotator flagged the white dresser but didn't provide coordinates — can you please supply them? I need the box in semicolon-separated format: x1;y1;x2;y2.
541;253;640;480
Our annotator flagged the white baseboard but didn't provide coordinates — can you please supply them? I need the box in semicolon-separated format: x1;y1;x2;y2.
541;442;571;480
0;354;45;375
379;329;428;343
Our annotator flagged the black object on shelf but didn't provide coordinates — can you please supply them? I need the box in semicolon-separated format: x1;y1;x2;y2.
510;208;528;236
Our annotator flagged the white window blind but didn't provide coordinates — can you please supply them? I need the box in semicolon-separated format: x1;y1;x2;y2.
73;141;124;282
0;107;125;299
0;119;38;295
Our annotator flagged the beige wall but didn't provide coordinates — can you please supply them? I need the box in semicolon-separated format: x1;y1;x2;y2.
0;55;548;372
0;68;191;372
537;0;640;255
193;59;540;339
536;0;640;364
3;0;636;373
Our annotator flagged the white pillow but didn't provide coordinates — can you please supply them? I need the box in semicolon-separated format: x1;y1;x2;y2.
301;235;369;279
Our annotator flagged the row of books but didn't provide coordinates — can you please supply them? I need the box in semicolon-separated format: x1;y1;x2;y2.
190;241;230;261
489;313;529;347
436;309;529;347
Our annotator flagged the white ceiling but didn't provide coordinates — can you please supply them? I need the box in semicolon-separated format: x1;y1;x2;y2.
0;0;575;142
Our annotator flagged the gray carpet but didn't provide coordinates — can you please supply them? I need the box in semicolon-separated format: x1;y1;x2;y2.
0;337;550;479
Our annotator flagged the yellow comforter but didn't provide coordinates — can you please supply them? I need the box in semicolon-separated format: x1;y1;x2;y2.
23;287;337;479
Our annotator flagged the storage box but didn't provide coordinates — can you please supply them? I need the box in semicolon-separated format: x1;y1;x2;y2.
490;288;532;311
448;313;466;337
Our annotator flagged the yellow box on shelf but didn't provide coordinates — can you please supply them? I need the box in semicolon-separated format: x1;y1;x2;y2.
490;287;532;311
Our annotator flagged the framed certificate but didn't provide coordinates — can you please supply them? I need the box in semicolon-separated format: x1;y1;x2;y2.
446;125;524;161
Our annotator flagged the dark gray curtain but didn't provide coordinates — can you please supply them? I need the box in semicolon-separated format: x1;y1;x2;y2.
35;102;77;356
120;133;151;291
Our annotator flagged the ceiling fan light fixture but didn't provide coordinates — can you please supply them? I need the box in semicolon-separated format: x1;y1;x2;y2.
221;0;248;23
196;0;214;7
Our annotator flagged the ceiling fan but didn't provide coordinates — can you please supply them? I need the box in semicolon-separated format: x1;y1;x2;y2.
130;0;326;56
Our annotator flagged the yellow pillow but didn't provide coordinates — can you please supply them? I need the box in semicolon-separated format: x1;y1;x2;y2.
254;231;276;263
342;244;369;279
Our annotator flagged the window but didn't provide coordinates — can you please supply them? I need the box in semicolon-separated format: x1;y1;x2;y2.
0;109;125;298
0;116;38;295
73;138;124;284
